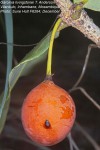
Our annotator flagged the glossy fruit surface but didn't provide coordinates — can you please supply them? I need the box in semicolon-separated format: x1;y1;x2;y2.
21;80;76;146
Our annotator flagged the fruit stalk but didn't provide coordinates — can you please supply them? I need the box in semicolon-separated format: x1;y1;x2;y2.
46;18;62;77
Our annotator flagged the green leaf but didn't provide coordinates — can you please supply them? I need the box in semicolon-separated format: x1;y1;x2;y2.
10;32;48;90
73;0;100;11
0;31;59;133
9;31;59;90
0;0;13;133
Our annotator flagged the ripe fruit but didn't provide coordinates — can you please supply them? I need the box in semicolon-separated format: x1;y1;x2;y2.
21;80;76;146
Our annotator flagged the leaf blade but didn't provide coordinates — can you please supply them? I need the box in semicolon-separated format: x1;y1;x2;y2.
0;0;13;133
73;0;100;11
9;32;59;90
9;32;50;90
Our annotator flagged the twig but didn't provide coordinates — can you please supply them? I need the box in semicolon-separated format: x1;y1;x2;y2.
69;86;100;110
68;133;80;150
0;42;37;47
68;133;74;150
71;139;80;150
54;0;100;45
75;122;100;150
72;44;99;88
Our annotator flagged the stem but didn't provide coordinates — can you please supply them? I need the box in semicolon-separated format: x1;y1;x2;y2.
54;0;100;45
46;18;62;76
75;122;100;150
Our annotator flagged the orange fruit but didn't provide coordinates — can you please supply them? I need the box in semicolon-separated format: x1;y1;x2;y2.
21;80;76;146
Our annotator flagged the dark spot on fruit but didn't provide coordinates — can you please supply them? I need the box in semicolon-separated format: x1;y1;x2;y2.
44;120;51;128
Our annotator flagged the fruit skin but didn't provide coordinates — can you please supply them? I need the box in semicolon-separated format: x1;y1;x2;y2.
21;80;76;146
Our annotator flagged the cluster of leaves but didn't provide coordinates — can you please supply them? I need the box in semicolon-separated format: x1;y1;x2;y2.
0;0;100;134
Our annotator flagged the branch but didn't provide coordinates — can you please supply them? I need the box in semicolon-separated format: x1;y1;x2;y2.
68;133;80;150
69;86;100;110
71;44;99;88
68;133;74;150
54;0;100;46
75;122;100;150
